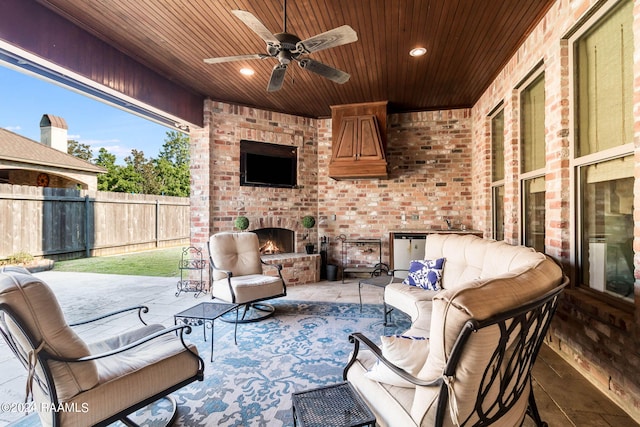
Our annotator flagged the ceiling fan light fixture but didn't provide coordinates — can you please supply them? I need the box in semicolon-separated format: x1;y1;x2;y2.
240;67;255;76
410;47;427;57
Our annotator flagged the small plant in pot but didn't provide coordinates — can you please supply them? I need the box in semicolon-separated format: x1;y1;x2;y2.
302;215;316;254
234;216;250;231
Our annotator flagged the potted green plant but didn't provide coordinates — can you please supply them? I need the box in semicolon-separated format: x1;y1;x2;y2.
302;215;316;254
234;216;250;231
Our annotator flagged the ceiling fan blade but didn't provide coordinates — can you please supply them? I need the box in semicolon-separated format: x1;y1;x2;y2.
232;10;279;45
298;59;350;84
267;64;288;92
204;54;268;64
296;25;358;54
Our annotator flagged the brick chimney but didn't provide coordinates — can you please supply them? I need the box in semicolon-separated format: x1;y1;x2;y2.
40;114;68;152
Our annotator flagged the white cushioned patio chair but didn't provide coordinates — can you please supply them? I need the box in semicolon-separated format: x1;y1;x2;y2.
207;231;287;322
344;266;569;427
0;268;204;427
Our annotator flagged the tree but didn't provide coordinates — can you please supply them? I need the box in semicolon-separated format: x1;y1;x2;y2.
67;140;93;161
158;131;189;167
155;131;190;196
124;149;161;195
94;147;116;167
95;148;127;192
95;148;117;193
67;131;190;196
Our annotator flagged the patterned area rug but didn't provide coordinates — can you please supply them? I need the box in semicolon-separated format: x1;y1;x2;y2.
10;300;410;427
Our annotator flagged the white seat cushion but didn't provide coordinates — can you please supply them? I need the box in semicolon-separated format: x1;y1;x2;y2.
346;350;417;427
212;274;284;304
385;282;438;322
46;330;201;427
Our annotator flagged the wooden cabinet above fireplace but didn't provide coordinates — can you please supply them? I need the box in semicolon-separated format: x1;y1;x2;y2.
329;101;388;180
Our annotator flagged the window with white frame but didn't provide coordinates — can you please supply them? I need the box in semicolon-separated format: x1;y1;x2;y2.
572;0;634;302
491;108;505;241
520;73;546;252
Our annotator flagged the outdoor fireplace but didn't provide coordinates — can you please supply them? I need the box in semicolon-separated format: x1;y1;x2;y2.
254;228;294;254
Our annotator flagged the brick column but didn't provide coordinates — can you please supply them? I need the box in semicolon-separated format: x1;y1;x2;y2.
544;39;571;262
503;91;519;245
189;99;213;256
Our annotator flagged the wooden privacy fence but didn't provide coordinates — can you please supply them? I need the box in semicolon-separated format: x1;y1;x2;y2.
0;184;190;260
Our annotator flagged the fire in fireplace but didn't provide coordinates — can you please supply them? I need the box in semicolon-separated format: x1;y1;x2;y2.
254;228;294;254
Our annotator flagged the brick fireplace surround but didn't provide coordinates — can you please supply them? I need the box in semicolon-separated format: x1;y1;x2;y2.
249;217;320;285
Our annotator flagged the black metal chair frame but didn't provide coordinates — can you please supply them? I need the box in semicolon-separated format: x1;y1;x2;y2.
344;275;569;427
0;304;205;427
207;240;287;323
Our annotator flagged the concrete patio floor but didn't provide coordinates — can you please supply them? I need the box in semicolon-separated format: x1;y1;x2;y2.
0;271;637;426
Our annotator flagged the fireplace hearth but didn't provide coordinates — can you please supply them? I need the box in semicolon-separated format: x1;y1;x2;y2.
254;227;294;254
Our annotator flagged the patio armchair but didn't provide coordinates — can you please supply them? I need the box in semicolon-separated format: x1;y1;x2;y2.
207;231;287;322
0;268;204;427
344;264;569;426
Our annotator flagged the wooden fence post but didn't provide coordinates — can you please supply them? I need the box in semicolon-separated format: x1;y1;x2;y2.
156;199;160;248
85;194;91;258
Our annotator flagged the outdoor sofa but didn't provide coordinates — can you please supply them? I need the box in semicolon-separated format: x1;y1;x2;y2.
344;233;567;426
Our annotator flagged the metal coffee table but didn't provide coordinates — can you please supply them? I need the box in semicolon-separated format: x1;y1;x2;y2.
358;275;403;325
291;382;375;427
174;302;239;362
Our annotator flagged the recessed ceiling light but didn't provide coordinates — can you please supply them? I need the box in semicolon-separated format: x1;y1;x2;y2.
409;47;427;57
240;67;255;76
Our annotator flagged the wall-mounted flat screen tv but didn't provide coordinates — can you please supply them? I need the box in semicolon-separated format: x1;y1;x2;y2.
240;140;297;188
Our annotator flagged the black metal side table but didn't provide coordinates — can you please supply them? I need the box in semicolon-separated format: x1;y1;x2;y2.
291;382;375;427
174;302;239;362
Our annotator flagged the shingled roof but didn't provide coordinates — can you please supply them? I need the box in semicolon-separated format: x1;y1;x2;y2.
0;127;105;174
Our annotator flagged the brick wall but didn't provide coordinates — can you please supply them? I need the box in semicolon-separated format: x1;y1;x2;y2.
190;100;319;253
263;253;320;286
190;102;474;280
317;110;474;266
189;100;321;284
472;0;640;420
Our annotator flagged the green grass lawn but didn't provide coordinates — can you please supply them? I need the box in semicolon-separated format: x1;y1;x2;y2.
53;246;185;277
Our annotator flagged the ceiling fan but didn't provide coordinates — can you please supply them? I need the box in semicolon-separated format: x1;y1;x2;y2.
204;0;358;92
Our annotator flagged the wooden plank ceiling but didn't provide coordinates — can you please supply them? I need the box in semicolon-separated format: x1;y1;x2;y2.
36;0;555;118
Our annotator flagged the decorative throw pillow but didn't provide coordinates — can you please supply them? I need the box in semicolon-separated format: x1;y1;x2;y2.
402;258;446;290
364;335;430;388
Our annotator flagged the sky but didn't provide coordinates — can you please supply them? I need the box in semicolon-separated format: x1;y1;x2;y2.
0;65;173;163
